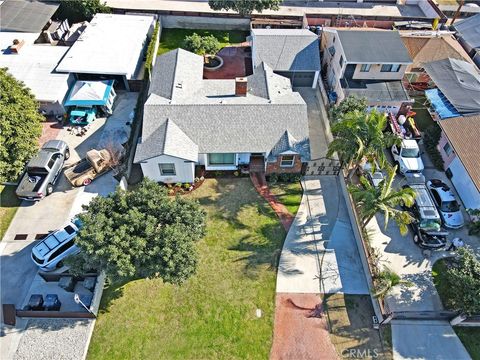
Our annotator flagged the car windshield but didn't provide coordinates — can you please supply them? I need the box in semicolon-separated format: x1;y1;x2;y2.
419;219;442;231
441;200;460;213
402;147;420;158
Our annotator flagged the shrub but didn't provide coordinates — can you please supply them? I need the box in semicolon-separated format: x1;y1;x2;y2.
184;183;191;189
423;124;444;170
175;182;182;188
268;173;278;184
145;21;160;77
183;33;221;55
269;173;301;183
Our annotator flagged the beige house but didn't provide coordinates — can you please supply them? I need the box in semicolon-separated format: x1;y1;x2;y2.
322;29;413;114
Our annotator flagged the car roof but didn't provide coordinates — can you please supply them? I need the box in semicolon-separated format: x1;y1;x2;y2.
431;185;456;202
409;184;441;220
401;139;419;148
32;224;77;259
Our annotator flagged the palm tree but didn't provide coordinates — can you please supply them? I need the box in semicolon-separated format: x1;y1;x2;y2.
373;267;412;299
348;164;416;235
327;109;400;178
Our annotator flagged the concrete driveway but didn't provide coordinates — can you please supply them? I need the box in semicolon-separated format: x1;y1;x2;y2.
392;320;470;360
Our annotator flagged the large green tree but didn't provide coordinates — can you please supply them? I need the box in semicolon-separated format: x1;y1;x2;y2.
349;165;415;235
68;179;207;284
331;95;368;123
443;248;480;316
208;0;281;16
327;109;399;177
0;68;43;182
55;0;110;23
183;33;221;55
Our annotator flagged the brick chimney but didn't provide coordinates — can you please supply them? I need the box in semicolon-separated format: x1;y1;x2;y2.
235;77;248;97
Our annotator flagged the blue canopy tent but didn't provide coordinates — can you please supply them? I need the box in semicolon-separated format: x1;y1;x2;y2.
64;80;116;114
424;89;461;119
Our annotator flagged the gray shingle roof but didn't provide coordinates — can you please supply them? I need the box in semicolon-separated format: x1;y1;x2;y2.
252;28;320;71
337;30;412;64
268;131;310;161
135;49;310;163
0;0;59;33
135;119;198;162
454;13;480;49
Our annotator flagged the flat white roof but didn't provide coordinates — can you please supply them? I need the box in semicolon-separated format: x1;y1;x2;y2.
0;32;72;103
56;13;154;79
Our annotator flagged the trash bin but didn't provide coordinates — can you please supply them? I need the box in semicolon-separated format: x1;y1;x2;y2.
59;276;75;292
27;294;44;311
83;277;96;291
44;294;61;311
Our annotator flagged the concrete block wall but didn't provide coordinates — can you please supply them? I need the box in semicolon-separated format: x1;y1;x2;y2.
160;15;250;30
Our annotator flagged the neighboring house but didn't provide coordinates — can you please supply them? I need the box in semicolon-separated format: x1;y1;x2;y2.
250;28;320;88
423;58;480;119
453;13;480;68
436;115;480;209
134;49;310;183
322;29;413;114
56;14;155;91
0;0;59;33
0;32;74;115
400;33;475;83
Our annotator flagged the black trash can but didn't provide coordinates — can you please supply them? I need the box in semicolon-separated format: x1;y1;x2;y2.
44;294;61;311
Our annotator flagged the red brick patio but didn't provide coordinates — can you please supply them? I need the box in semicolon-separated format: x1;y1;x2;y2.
39;117;63;147
203;46;253;80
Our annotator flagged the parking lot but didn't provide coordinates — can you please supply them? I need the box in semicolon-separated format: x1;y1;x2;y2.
0;92;137;359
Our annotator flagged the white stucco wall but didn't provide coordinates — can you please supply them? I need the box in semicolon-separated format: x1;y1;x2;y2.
352;64;406;81
140;154;195;183
322;30;345;97
448;157;480;209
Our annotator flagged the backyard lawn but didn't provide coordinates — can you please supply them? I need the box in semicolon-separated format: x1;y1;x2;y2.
269;181;303;215
158;28;249;55
432;259;480;360
0;185;20;240
88;179;288;359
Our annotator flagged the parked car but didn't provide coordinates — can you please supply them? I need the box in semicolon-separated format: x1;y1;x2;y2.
31;218;82;271
15;140;70;201
426;179;464;229
402;177;448;249
391;139;424;176
358;160;384;188
64;148;112;187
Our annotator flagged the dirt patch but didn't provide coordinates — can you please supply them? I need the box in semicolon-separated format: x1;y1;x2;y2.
325;294;392;360
271;293;338;360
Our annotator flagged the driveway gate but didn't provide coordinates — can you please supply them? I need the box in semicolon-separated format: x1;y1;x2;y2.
304;158;341;176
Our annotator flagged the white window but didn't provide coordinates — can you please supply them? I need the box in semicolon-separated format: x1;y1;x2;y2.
443;142;453;156
381;64;401;72
280;155;295;167
159;163;176;176
208;153;235;165
360;64;371;72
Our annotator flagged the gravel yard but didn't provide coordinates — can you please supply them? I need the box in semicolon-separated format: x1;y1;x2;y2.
14;319;94;360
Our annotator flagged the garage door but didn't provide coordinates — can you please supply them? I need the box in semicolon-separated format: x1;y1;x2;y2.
275;71;315;87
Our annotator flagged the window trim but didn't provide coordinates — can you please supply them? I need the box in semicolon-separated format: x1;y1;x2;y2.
280;155;295;168
443;142;453;156
360;64;371;72
159;163;176;176
381;64;401;72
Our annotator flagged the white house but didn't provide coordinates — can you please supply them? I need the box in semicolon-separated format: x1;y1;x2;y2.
134;49;311;183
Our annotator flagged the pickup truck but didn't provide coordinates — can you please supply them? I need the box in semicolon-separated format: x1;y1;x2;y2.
64;149;112;187
15;140;70;201
391;139;424;176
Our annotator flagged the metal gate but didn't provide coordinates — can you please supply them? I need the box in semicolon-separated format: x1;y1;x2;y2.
304;157;341;176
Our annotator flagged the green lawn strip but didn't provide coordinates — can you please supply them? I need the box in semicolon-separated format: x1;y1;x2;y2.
158;28;249;55
454;328;480;360
432;259;479;360
268;182;303;215
88;179;285;360
0;185;21;240
411;95;435;132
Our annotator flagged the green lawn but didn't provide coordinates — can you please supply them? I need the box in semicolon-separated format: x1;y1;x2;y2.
88;179;286;359
433;259;480;360
411;95;435;132
0;185;20;240
269;182;303;215
158;29;249;55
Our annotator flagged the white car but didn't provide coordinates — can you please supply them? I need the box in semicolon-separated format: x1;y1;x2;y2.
391;139;424;176
426;179;464;229
31;218;82;271
359;161;384;188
